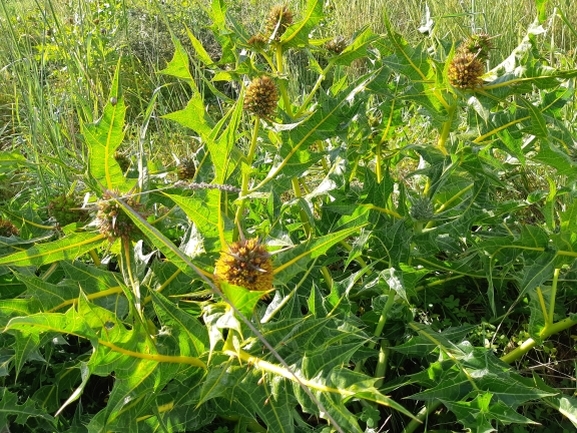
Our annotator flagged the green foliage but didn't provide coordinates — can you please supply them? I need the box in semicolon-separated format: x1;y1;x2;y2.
2;0;577;432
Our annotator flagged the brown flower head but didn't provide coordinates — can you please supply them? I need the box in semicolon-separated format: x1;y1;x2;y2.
265;5;293;41
325;36;347;54
214;238;274;293
243;76;279;119
447;51;485;89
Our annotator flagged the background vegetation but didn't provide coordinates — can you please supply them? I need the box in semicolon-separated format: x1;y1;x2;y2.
1;0;577;432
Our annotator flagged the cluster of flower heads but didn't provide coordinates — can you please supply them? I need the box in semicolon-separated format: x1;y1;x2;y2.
214;238;274;295
447;33;494;89
96;191;142;242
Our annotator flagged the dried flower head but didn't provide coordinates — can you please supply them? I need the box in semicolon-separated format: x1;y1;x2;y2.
214;238;274;294
0;218;18;237
325;36;347;54
248;34;267;50
265;5;293;41
447;51;485;89
96;191;142;242
177;157;196;180
244;76;279;119
48;194;89;226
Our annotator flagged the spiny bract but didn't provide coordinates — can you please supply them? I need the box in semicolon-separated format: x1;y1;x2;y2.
214;238;274;293
447;51;485;89
243;76;279;119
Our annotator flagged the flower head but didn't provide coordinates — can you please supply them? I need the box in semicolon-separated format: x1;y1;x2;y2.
243;76;279;119
214;238;274;294
265;5;293;41
447;51;485;89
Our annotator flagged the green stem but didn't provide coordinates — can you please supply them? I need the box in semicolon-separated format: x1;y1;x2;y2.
548;268;560;326
436;103;455;155
234;118;261;232
274;44;293;118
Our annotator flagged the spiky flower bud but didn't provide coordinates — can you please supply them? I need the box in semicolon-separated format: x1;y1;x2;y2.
447;52;485;89
458;33;494;62
48;194;89;226
96;191;141;242
177;157;196;180
325;36;347;54
265;5;293;41
244;76;279;119
410;197;435;222
214;238;274;294
0;218;18;237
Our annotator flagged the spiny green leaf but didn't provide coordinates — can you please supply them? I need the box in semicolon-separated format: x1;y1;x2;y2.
0;387;55;427
149;290;209;357
84;59;134;193
0;232;106;267
274;225;366;283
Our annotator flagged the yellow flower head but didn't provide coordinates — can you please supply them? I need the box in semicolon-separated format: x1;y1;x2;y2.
214;238;274;293
447;52;485;89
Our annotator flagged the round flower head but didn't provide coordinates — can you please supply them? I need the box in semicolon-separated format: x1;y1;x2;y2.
325;36;347;54
48;194;89;226
265;5;293;41
96;191;142;242
244;76;279;119
447;51;485;89
214;238;274;294
248;34;267;50
177;157;196;180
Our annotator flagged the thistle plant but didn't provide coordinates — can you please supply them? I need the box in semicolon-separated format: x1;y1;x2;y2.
2;1;577;433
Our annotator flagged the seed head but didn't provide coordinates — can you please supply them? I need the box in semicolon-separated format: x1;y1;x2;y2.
48;194;89;226
325;36;347;54
265;5;293;41
177;157;196;180
447;52;485;89
96;191;141;242
0;218;18;237
214;238;274;294
248;34;267;50
244;76;279;119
